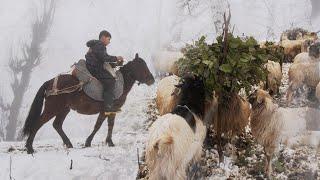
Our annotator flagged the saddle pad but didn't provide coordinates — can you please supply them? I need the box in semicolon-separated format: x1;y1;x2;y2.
73;59;124;101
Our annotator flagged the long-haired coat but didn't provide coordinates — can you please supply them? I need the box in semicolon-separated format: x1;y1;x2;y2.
249;89;284;178
146;75;207;180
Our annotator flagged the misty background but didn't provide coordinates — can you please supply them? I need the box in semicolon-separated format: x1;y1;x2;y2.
0;0;319;141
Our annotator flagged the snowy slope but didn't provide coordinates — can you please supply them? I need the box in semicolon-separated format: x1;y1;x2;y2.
0;83;156;180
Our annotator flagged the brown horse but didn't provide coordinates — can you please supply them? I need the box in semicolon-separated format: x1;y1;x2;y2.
22;54;155;154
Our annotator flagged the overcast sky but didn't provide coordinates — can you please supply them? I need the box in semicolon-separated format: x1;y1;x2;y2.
0;0;318;126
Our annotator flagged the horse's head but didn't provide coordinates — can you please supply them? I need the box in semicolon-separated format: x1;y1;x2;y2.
127;53;155;86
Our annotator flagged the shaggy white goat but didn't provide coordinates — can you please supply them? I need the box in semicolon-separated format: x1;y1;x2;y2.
156;75;180;115
286;61;320;104
146;75;209;180
265;60;282;95
249;89;284;178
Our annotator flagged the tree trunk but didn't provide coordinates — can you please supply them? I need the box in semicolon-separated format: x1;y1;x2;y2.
5;69;32;140
3;0;55;141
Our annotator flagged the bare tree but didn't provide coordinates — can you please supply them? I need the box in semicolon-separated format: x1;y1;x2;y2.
176;0;229;36
178;0;200;15
0;0;56;141
263;0;277;41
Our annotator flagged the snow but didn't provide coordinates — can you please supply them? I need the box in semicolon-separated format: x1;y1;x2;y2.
0;0;320;179
0;83;157;180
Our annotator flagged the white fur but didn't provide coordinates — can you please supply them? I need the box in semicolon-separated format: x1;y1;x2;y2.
152;51;183;76
250;90;284;178
265;60;282;94
287;62;320;104
280;32;318;62
293;52;319;64
156;75;180;115
146;113;206;180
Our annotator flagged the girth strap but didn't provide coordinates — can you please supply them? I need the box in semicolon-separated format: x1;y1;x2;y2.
46;75;84;97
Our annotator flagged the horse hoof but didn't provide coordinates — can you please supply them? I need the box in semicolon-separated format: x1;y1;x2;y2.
26;147;34;154
84;142;91;147
66;144;73;148
107;140;115;147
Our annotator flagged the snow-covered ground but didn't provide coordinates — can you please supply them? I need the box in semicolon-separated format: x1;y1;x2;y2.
0;83;156;180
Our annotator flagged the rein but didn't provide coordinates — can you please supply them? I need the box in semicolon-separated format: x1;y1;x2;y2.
176;105;194;115
120;63;137;88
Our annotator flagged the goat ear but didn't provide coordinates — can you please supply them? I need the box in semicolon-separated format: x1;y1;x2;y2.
135;53;139;59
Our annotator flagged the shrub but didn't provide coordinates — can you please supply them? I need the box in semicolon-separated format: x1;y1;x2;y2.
176;34;271;97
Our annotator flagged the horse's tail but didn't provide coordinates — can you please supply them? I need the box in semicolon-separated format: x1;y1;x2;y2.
22;81;49;137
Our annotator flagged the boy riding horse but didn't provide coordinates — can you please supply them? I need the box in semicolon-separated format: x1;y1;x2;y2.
85;30;124;115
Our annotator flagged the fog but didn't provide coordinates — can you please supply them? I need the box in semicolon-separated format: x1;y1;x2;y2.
0;0;319;139
0;0;319;179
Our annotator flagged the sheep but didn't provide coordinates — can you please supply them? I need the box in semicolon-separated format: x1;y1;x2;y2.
248;89;284;178
146;75;210;180
301;39;314;52
208;92;251;162
316;82;320;102
156;75;180;116
156;76;251;163
213;93;251;138
265;60;282;95
280;39;304;62
152;50;183;77
280;29;318;62
293;42;320;64
280;28;317;41
286;62;320;104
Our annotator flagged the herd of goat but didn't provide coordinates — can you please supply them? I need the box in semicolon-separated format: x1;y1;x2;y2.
147;29;320;179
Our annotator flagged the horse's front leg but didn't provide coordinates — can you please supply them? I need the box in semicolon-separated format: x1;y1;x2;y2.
85;113;107;147
105;114;116;146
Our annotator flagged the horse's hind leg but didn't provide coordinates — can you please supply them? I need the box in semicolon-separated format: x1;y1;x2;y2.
105;114;116;146
53;108;73;148
26;110;55;154
85;113;107;147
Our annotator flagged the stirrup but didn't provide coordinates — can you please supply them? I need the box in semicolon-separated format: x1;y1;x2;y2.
104;112;116;116
104;109;121;116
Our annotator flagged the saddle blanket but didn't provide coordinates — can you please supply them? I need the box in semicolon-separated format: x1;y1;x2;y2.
72;59;124;101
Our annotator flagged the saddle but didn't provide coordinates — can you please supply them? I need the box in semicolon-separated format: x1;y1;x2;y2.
46;59;124;101
70;59;124;101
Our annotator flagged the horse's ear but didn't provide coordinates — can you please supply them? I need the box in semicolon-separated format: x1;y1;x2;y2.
135;53;139;59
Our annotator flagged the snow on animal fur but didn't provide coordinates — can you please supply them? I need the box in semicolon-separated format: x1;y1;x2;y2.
286;61;320;104
146;75;208;180
156;75;180;115
249;89;284;178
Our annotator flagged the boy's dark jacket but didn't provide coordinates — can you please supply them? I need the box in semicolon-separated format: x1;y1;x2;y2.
85;40;117;68
85;40;117;79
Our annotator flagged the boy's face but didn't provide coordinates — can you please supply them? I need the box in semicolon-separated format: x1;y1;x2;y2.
100;36;111;46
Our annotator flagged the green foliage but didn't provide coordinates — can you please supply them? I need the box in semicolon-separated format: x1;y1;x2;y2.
262;41;284;64
177;34;271;97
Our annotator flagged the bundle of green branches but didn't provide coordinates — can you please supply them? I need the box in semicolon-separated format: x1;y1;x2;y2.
176;34;269;99
262;41;284;66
